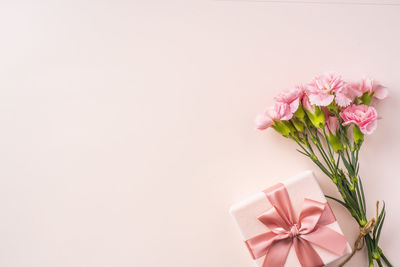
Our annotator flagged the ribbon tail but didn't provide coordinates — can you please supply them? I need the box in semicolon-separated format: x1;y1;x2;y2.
293;238;324;267
317;203;336;226
245;231;278;260
262;238;293;267
301;225;348;256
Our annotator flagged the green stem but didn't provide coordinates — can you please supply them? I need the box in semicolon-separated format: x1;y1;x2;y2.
295;138;333;178
292;124;393;266
308;129;336;175
381;252;393;267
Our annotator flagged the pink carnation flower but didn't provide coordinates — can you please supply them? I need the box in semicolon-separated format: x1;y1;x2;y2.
273;85;304;114
349;77;388;100
306;72;343;106
255;102;293;130
306;72;352;107
339;104;378;134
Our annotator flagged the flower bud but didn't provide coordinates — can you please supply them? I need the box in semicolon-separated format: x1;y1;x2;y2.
324;115;343;152
327;133;343;152
272;121;296;138
306;106;326;129
294;104;306;122
291;117;305;132
353;125;364;145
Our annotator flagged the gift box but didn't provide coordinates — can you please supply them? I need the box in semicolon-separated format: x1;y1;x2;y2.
230;170;352;267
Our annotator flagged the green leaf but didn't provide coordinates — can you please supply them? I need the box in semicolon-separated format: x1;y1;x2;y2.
359;176;366;213
356;176;366;214
374;203;386;245
296;149;309;157
373;202;385;238
325;195;349;209
355;182;365;215
381;253;393;267
340;152;352;174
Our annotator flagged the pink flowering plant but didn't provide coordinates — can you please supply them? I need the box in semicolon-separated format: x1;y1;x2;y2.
256;72;391;266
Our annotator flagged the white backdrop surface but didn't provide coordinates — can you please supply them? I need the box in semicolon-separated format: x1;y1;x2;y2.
0;1;399;266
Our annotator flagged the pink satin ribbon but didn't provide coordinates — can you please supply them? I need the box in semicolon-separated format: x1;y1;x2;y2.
245;183;347;267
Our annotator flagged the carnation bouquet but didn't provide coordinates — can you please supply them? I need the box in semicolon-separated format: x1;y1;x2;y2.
255;72;392;266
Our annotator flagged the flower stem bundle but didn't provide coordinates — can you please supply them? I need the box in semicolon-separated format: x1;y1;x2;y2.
256;72;391;266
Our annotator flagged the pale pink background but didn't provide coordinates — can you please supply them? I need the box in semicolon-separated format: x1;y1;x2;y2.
0;1;399;267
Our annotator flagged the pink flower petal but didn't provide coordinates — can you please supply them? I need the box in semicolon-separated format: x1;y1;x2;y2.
308;93;334;107
255;113;273;130
373;86;388;100
361;120;377;135
325;115;339;134
289;98;300;114
335;91;353;107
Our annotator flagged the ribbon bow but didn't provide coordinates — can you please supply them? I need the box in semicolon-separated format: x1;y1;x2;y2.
245;183;347;267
